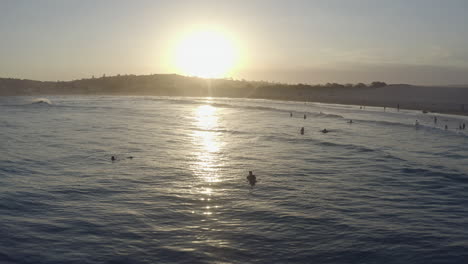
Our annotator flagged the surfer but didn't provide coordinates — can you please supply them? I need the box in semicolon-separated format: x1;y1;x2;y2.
434;116;437;124
445;125;448;130
111;156;116;161
321;129;329;133
348;120;353;124
290;112;292;117
304;114;307;119
300;127;304;135
247;171;257;186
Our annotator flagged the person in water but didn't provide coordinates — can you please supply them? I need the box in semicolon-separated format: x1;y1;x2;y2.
445;125;448;130
321;129;328;133
304;114;307;119
348;120;353;124
247;171;257;186
300;127;304;135
290;112;292;117
111;156;116;161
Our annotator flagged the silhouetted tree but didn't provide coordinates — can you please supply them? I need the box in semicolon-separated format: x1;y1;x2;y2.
370;81;387;88
354;83;367;89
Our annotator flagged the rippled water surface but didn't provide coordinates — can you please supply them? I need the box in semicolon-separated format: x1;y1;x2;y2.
1;96;468;264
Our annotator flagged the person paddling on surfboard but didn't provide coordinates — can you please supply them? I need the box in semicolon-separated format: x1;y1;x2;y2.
247;171;257;186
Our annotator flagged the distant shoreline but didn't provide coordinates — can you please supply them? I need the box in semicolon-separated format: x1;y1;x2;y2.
251;96;468;117
3;93;468;118
1;74;467;116
294;98;468;117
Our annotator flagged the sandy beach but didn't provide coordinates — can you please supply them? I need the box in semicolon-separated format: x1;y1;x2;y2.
276;84;468;116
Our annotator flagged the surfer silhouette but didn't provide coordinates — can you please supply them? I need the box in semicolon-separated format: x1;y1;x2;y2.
247;171;257;186
321;129;329;133
300;127;304;135
111;156;116;161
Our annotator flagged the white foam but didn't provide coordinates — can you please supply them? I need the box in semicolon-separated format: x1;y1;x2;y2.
31;98;52;105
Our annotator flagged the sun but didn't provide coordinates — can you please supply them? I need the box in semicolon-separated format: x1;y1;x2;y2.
174;29;238;78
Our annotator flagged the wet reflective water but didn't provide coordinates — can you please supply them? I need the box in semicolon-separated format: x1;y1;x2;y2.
1;96;467;264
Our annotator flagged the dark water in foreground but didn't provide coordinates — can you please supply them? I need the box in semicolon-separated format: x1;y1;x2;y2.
1;96;468;264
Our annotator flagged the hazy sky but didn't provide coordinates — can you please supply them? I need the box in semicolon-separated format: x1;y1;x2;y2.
1;0;468;85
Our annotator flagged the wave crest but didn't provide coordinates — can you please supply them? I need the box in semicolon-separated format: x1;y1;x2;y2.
30;98;52;105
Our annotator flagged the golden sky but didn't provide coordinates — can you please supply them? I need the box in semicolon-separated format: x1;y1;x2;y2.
1;0;468;85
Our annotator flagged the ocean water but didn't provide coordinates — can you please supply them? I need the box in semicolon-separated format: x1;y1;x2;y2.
1;96;467;264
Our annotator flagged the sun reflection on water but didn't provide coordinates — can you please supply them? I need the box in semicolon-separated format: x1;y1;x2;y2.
190;104;225;216
191;105;223;182
196;105;217;130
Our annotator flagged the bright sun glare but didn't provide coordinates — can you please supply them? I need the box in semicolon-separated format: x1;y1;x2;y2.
174;30;238;78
